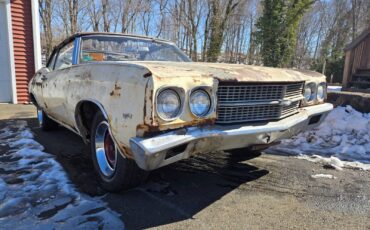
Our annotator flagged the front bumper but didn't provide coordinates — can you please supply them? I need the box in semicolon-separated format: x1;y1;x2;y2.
130;103;333;170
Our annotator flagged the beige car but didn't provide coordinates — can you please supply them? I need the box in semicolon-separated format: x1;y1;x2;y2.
29;32;333;191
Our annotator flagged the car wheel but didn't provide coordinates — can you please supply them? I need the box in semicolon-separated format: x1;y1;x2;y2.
90;111;148;192
37;108;59;131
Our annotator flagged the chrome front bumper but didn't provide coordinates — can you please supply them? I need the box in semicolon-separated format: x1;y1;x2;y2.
130;103;333;170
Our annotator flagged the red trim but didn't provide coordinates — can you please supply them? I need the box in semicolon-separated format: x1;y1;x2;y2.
11;0;35;103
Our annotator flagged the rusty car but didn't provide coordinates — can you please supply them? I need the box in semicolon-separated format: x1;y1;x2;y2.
29;32;333;191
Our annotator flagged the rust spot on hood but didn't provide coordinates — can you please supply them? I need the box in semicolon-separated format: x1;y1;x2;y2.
128;61;326;82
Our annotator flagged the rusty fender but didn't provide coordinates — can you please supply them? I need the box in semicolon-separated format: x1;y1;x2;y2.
129;103;333;170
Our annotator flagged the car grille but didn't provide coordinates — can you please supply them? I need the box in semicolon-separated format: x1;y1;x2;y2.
216;82;304;124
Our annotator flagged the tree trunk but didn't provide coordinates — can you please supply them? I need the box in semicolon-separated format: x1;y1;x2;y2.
207;0;239;62
39;0;53;58
202;7;210;61
68;0;78;35
102;0;110;32
351;0;357;41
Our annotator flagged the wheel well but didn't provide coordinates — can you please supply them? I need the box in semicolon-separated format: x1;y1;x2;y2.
75;101;102;142
29;93;38;107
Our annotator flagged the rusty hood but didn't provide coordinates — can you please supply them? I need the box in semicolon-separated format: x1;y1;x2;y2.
129;61;325;82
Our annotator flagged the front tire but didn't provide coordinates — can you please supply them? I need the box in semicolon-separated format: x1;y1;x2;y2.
90;111;148;192
37;108;58;131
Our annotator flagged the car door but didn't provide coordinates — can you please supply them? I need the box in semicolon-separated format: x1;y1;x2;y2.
41;40;75;126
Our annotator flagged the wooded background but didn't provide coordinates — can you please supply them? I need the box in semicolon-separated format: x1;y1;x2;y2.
39;0;370;83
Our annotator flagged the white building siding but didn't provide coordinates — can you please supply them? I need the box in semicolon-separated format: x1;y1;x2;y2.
0;0;40;104
0;1;16;103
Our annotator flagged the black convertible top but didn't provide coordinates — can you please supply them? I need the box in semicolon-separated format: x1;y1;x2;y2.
55;32;173;50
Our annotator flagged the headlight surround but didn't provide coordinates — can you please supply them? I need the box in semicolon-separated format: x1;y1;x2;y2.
303;83;316;102
189;89;211;117
316;83;326;101
156;89;182;120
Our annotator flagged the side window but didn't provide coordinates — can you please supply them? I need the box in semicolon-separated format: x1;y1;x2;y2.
54;41;74;70
47;52;57;70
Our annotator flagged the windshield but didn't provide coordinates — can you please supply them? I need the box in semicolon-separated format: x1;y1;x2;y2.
80;35;191;63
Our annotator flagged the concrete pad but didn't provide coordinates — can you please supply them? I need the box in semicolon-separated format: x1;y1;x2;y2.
328;91;370;113
0;104;36;120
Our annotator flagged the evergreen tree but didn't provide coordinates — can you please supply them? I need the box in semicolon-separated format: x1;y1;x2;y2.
256;0;315;67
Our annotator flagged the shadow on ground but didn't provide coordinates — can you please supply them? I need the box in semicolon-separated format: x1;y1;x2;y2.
9;117;268;229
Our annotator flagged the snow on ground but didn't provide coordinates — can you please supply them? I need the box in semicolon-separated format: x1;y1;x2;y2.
327;85;342;92
0;120;124;229
311;174;336;179
268;106;370;171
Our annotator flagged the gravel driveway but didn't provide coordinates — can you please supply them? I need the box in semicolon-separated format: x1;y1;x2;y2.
1;104;370;229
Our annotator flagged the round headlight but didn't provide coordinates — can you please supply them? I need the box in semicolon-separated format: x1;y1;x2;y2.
317;83;326;100
157;89;181;120
304;83;315;102
189;89;211;117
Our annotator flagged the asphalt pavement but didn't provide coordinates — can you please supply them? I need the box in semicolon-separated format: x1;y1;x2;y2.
1;104;370;229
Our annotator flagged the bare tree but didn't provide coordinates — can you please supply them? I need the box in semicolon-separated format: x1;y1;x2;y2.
39;0;53;58
87;0;102;31
40;0;369;72
207;0;241;62
201;2;210;61
181;0;204;60
121;0;142;33
102;0;110;32
68;0;79;34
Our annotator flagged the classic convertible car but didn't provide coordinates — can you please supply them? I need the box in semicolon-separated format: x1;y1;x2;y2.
29;32;333;191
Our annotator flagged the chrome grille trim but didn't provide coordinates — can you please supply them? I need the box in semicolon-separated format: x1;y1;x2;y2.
216;82;303;124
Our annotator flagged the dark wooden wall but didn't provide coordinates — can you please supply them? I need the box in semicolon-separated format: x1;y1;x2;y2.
342;30;370;88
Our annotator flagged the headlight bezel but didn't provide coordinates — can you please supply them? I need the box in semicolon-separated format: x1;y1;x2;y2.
303;82;316;105
316;82;327;101
155;87;184;121
189;88;212;118
302;81;327;106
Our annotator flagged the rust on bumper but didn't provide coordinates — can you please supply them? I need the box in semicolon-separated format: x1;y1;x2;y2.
130;103;333;170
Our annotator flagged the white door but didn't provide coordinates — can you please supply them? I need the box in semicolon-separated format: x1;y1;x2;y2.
0;2;13;103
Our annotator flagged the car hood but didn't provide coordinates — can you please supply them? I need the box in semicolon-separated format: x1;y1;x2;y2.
129;61;325;82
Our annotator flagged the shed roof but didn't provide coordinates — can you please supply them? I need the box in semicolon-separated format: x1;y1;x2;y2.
344;28;370;51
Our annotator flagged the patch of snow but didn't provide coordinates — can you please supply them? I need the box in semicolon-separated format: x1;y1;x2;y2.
311;174;336;179
0;120;124;229
268;106;370;171
327;85;342;92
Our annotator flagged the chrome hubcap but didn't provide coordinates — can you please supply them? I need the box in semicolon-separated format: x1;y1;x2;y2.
95;121;117;177
37;109;43;127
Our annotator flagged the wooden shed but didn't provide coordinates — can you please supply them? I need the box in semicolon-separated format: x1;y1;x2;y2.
0;0;41;103
342;28;370;92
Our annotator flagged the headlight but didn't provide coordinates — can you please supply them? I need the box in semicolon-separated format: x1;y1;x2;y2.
189;89;211;117
304;83;316;102
156;89;181;120
317;83;326;101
